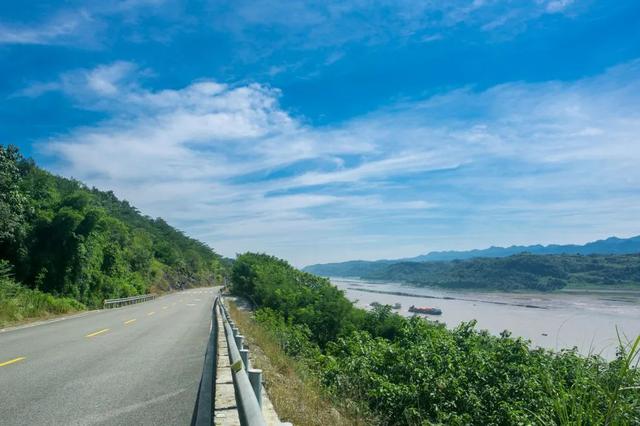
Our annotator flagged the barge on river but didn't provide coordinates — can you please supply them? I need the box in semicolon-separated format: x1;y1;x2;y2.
409;305;442;315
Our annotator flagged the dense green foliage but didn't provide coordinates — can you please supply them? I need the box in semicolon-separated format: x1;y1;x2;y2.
303;260;393;278
0;145;228;309
363;254;640;291
232;253;357;347
231;253;640;425
307;253;640;291
0;260;84;327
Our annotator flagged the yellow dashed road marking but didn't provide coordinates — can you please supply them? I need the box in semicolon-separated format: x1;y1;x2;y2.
124;319;137;325
0;357;25;367
86;328;110;338
147;311;155;316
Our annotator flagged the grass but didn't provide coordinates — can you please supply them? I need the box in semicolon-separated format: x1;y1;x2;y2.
603;332;640;425
530;331;640;426
226;299;373;426
0;276;85;328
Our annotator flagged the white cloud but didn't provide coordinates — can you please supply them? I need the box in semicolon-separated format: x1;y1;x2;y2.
0;12;92;45
16;82;63;98
545;0;575;13
85;62;136;95
18;61;138;100
0;0;580;53
0;1;173;46
33;59;640;266
211;0;580;52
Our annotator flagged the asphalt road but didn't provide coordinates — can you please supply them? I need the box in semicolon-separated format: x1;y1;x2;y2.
0;287;219;426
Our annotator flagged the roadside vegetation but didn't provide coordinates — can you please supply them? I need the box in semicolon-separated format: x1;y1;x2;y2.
0;144;229;315
226;299;368;425
230;253;640;425
0;260;84;327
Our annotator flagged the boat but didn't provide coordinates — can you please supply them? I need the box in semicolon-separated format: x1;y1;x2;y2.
392;303;401;310
409;305;442;315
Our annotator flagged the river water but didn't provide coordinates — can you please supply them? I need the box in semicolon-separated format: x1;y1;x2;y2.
331;278;640;360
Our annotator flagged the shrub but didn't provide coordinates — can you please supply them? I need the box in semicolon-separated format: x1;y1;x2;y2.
231;252;640;425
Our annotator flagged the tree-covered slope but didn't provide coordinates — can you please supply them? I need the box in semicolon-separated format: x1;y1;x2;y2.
0;145;228;308
362;253;640;291
302;259;393;278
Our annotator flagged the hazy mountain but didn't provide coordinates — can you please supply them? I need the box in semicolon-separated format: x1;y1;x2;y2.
303;235;640;277
405;236;640;262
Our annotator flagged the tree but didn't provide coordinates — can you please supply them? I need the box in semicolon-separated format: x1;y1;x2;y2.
0;145;27;253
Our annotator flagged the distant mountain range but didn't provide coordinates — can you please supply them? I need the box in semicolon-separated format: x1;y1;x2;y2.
303;235;640;277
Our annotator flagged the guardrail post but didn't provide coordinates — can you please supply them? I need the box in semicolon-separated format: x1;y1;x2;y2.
236;334;244;351
248;369;262;408
240;348;249;369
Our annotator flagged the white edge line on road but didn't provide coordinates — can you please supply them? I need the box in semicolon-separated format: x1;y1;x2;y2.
0;311;98;334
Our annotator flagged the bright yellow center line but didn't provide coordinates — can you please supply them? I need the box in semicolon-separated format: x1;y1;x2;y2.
86;328;110;338
147;311;155;316
124;319;137;325
0;357;25;367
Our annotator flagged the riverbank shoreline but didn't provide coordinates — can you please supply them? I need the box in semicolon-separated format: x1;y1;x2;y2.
347;286;548;309
331;276;640;296
332;277;640;360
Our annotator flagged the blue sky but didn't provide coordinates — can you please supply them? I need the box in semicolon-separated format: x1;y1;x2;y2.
1;1;639;266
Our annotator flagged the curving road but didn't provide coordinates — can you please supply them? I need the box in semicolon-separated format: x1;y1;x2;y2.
0;287;218;426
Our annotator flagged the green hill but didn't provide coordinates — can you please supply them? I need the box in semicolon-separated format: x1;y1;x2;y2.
362;253;640;291
0;144;229;321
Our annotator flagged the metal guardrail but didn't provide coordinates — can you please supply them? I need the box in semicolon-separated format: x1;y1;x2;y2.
193;297;218;426
103;294;156;309
219;298;266;426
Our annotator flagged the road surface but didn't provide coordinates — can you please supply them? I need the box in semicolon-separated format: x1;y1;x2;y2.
0;287;218;425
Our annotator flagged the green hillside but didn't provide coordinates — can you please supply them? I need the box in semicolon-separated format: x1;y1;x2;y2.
363;253;640;291
0;144;228;322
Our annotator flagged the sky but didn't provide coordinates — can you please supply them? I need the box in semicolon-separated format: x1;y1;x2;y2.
1;1;639;266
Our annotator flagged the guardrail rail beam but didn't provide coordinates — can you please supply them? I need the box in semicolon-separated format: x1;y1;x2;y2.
219;298;267;426
103;294;157;309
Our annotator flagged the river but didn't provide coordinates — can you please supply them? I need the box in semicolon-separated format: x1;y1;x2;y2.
331;278;640;360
